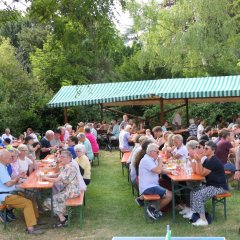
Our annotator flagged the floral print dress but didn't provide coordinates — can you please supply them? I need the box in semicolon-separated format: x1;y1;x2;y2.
44;163;80;215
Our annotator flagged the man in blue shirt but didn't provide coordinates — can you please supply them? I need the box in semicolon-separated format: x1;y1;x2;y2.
0;149;43;234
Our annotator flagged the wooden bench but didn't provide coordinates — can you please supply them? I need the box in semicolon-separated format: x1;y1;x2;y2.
212;192;232;220
143;194;160;222
121;152;131;177
66;191;85;228
0;204;7;230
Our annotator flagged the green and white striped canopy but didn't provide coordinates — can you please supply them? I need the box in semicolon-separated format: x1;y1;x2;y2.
48;75;240;108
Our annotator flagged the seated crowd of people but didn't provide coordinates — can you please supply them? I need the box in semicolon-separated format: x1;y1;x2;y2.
118;114;240;226
0;123;101;234
1;113;240;232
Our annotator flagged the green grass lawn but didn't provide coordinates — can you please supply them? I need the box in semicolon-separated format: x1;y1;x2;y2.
1;150;240;240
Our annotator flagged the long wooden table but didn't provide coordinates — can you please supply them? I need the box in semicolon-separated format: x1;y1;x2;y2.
20;160;55;223
167;173;204;221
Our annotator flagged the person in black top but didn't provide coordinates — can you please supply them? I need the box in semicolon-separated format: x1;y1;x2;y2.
187;141;227;226
39;130;57;159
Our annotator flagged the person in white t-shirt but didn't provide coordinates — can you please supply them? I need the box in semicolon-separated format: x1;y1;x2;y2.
2;128;14;144
172;112;182;130
17;144;34;176
172;134;188;161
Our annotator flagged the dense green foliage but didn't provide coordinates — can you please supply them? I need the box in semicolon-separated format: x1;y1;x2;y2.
1;0;240;135
0;38;52;134
127;0;240;77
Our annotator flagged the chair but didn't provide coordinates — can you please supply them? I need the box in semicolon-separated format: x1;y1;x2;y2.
0;203;7;230
66;191;85;228
212;192;231;220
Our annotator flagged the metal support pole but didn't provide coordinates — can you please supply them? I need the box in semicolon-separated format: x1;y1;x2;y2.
160;99;164;125
64;107;68;124
185;99;189;127
100;104;103;122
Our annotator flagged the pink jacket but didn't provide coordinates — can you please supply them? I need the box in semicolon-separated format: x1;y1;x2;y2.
85;133;99;153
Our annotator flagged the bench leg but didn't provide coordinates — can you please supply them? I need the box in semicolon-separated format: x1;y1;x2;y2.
68;207;71;227
4;209;7;230
212;198;216;220
122;163;125;176
79;206;84;228
84;194;86;206
223;198;227;220
144;201;149;222
127;164;130;182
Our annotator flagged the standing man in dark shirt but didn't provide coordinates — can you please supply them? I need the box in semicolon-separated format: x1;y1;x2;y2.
40;130;56;159
215;130;235;172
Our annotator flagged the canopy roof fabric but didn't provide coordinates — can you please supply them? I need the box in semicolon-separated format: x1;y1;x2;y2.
48;75;240;108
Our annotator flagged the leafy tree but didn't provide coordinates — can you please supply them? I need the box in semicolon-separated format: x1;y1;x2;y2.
29;1;129;91
0;38;52;135
127;0;240;77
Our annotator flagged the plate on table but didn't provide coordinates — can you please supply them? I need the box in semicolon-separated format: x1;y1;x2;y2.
166;165;176;170
41;158;55;163
37;181;50;185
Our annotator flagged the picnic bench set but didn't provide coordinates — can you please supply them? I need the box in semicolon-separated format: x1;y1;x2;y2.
120;150;232;222
0;154;85;230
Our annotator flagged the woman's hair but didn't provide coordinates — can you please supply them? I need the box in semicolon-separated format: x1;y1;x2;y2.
189;119;195;124
134;139;154;176
146;143;159;155
74;144;86;153
167;134;174;147
24;136;33;144
17;144;28;151
198;139;206;147
27;128;33;133
186;136;198;142
205;141;217;151
8;148;20;155
203;126;212;134
77;133;86;139
84;127;91;133
60;150;72;159
186;140;198;150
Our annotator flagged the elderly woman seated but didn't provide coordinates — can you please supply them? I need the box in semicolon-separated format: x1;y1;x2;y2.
77;132;94;161
17;144;34;176
74;144;91;185
42;150;81;228
184;141;228;226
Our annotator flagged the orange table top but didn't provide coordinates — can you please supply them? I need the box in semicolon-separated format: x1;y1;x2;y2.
20;169;54;189
121;152;131;163
167;173;204;182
